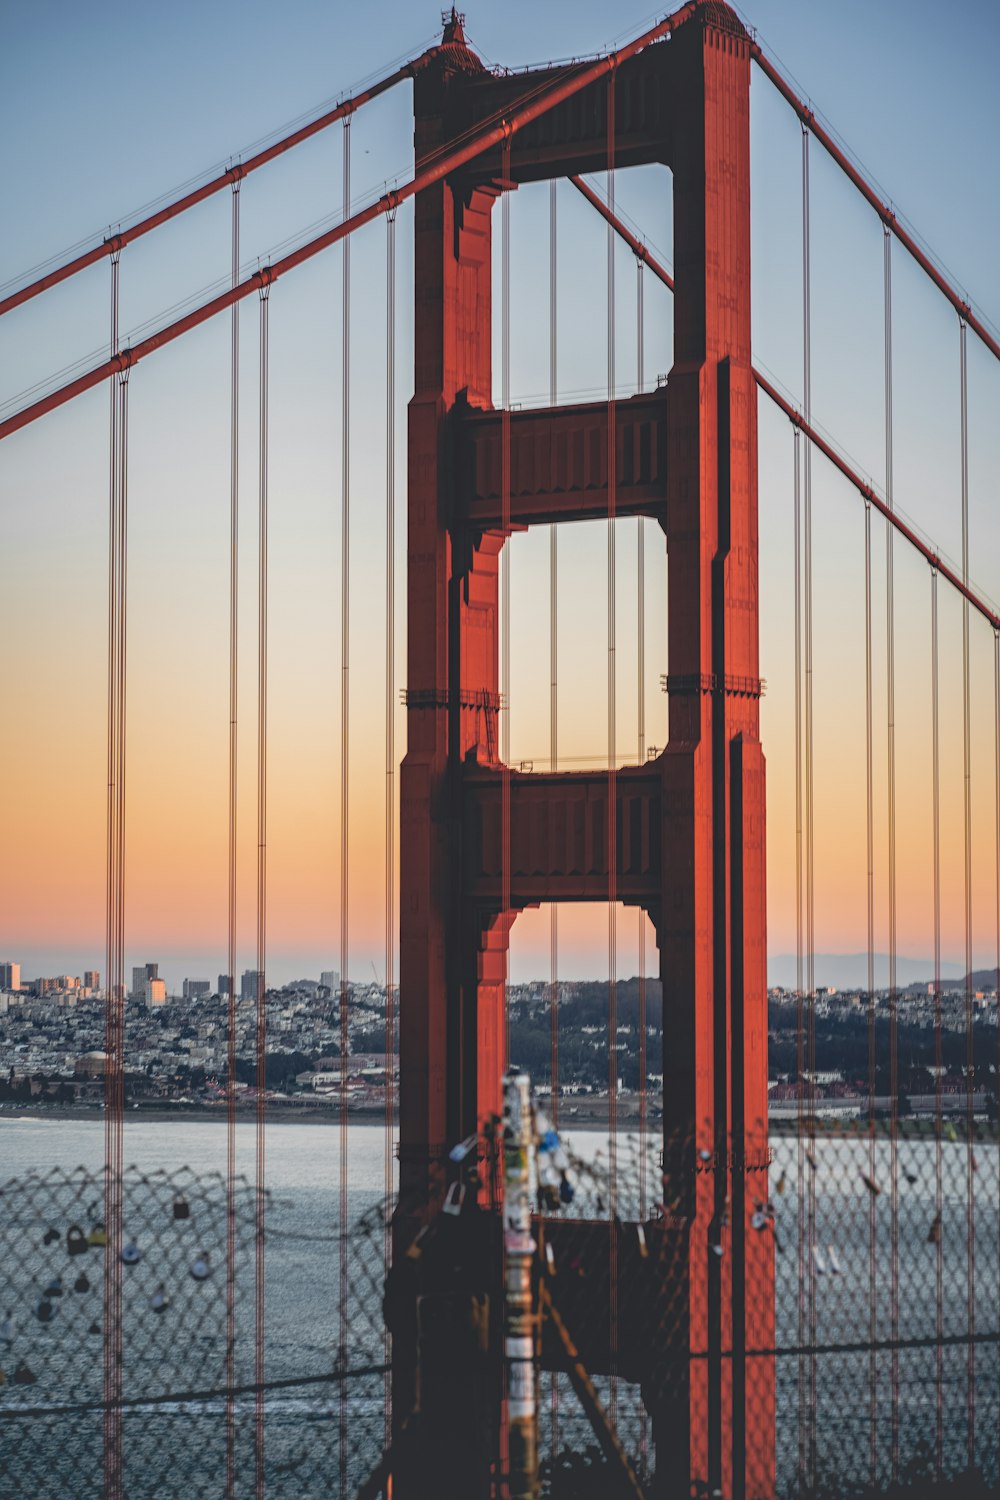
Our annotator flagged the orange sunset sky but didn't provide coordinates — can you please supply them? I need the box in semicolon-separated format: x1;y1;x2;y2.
2;0;999;990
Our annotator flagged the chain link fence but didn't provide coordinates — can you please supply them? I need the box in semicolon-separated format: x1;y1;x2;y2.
1;1121;997;1497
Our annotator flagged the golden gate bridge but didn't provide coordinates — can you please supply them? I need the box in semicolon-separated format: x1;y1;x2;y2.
1;4;999;1497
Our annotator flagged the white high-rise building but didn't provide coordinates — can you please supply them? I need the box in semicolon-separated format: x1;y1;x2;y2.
145;977;167;1007
0;961;21;992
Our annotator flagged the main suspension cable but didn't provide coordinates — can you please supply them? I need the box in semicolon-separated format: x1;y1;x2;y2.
749;44;1000;368
569;183;1000;637
0;53;429;320
0;5;700;445
750;373;999;633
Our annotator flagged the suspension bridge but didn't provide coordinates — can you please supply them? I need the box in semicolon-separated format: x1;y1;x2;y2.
1;3;999;1497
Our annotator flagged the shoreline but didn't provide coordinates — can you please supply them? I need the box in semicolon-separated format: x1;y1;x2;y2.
3;1106;988;1141
1;1098;650;1128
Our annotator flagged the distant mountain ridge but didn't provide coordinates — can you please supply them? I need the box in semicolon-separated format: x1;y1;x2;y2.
766;953;968;991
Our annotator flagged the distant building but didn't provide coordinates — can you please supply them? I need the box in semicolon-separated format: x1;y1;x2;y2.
217;975;230;997
320;970;340;992
83;970;100;991
182;979;210;1000
0;961;21;991
132;962;158;999
241;970;260;1002
145;977;167;1007
75;1051;109;1079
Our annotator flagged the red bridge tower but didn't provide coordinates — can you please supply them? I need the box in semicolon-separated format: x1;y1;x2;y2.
398;6;774;1494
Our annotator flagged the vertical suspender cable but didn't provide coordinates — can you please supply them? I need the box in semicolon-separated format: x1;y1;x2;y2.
384;204;396;1451
635;256;645;404
864;494;877;1487
501;133;511;1062
636;244;648;1484
498;129;512;1494
636;254;647;1221
339;114;352;1497
103;247;118;1500
959;315;975;1468
226;175;241;1500
793;420;807;1494
548;174;560;1464
994;624;1000;1493
995;625;1000;1489
549;177;558;1127
254;279;270;1500
103;247;125;1500
801;122;817;1489
931;565;943;1478
606;65;619;1428
884;224;900;1482
113;363;129;1497
116;363;129;1250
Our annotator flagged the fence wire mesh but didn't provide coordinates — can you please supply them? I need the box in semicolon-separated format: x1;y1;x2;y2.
0;1122;997;1497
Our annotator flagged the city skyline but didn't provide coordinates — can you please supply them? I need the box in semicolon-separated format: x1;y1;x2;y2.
2;945;990;999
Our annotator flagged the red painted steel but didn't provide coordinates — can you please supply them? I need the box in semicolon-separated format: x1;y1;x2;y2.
0;3;695;444
572;186;1000;635
569;175;675;290
754;371;1000;632
462;764;662;908
657;17;772;1495
0;59;425;320
750;46;1000;366
397;8;774;1497
458;391;667;531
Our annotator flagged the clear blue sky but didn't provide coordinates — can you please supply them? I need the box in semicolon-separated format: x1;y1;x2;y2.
1;1;998;990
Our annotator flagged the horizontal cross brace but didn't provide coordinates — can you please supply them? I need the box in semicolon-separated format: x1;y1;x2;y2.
448;46;673;186
456;391;666;531
463;762;661;908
